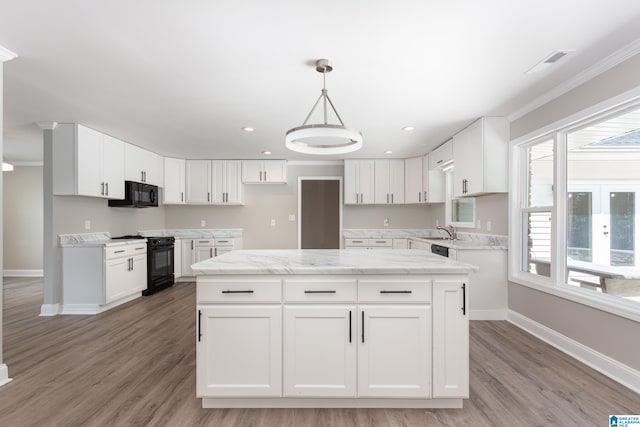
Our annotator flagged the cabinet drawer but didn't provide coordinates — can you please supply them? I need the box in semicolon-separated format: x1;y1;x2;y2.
284;279;357;303
105;243;146;260
197;279;282;303
368;239;392;247
214;238;234;247
358;280;432;303
345;238;369;247
194;239;215;247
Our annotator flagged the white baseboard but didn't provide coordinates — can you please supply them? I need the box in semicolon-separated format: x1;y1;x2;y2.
4;269;43;277
507;310;640;393
0;364;12;387
470;309;507;320
40;303;60;316
60;292;142;315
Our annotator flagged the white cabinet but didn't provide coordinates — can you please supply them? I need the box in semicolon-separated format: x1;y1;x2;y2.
284;305;357;397
194;239;215;263
163;157;186;204
197;305;282;397
104;244;147;304
125;144;163;186
180;237;242;278
212;160;243;204
181;239;195;276
174;238;183;279
185;160;212;204
358;305;431;397
54;124;125;199
344;160;375;204
242;160;287;183
452;117;509;197
344;238;392;249
429;139;453;170
432;280;469;398
405;155;445;204
392;239;408;249
374;160;404;204
105;256;128;304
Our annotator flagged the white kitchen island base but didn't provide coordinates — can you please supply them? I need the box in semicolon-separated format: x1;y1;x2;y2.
193;250;476;409
202;398;463;409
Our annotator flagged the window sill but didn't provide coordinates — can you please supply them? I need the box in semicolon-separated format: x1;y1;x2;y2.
509;273;640;323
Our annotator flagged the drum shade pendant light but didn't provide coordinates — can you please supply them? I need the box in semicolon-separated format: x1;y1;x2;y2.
286;59;362;155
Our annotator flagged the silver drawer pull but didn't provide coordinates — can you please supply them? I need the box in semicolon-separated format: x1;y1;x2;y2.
379;290;412;294
221;290;254;294
135;247;145;250
375;241;387;243
114;250;125;254
304;290;337;294
351;240;363;243
218;240;228;243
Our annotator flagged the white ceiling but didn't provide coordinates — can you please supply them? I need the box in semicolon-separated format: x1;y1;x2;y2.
1;0;640;162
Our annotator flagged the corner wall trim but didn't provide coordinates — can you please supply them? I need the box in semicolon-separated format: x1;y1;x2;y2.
40;303;60;316
4;269;44;277
0;364;12;387
507;310;640;393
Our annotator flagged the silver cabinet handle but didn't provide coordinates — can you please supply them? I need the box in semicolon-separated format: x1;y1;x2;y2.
181;192;184;202
114;250;125;254
191;240;194;250
210;248;213;257
391;193;394;204
360;193;363;203
437;159;443;164
387;193;389;203
259;171;263;181
424;191;427;201
141;171;144;182
419;192;421;202
207;192;210;202
101;182;105;196
264;170;267;181
105;182;109;196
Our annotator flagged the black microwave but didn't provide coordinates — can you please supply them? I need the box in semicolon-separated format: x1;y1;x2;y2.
108;181;158;208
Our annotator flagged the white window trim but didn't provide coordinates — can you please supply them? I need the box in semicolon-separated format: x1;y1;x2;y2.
509;86;640;323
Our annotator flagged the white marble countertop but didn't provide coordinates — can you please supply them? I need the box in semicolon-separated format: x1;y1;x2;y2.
59;232;146;248
139;228;243;238
191;249;479;275
343;229;507;250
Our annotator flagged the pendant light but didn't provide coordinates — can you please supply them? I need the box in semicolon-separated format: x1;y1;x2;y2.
285;59;362;155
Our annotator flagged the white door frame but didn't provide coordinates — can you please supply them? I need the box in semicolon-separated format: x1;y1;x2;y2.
297;176;343;249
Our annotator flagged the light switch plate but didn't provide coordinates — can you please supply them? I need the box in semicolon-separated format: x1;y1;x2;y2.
270;219;276;226
200;220;206;227
84;220;91;230
288;214;296;222
383;218;390;227
487;221;492;231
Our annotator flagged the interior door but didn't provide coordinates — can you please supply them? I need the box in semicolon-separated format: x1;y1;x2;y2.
300;180;340;249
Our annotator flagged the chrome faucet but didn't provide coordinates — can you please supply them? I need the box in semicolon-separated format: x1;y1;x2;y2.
436;225;457;241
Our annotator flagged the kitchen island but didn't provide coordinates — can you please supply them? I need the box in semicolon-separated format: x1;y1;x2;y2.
192;249;478;408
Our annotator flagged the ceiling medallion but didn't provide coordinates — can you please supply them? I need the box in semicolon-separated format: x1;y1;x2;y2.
285;59;362;155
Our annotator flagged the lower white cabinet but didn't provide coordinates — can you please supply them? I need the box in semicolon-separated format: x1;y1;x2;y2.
432;280;469;398
181;239;195;276
180;237;242;278
105;253;147;304
197;305;282;397
284;305;357;397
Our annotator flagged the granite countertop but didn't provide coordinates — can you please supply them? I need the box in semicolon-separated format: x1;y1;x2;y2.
191;249;479;275
139;228;243;238
343;229;508;250
59;232;146;248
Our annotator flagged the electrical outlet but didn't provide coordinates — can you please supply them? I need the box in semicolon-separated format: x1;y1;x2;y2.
436;219;439;227
84;220;91;230
270;219;276;227
200;220;206;227
487;221;492;231
383;218;390;227
477;219;481;229
288;214;296;222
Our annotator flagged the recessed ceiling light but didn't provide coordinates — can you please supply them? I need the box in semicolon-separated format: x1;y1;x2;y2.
384;150;393;154
402;126;415;132
525;50;574;74
262;151;272;155
242;127;255;132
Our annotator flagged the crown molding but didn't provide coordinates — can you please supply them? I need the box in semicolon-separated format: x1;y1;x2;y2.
507;38;640;122
287;160;344;166
37;121;58;130
0;45;18;62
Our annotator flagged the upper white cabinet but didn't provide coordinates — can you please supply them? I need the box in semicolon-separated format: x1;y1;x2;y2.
125;144;163;187
374;160;404;204
185;160;212;204
344;160;375;204
212;160;243;204
163;157;186;204
405;155;445;204
242;160;287;184
428;139;453;170
54;123;125;199
452;117;509;197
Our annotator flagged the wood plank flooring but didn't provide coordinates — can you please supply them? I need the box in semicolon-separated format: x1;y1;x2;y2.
1;277;638;426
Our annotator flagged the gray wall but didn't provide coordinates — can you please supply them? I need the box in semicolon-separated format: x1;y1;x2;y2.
3;166;43;271
425;193;509;235
509;52;640;370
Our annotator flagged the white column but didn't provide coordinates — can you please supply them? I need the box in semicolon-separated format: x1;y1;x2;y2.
0;44;18;387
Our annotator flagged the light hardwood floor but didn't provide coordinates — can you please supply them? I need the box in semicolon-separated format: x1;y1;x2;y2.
1;277;638;426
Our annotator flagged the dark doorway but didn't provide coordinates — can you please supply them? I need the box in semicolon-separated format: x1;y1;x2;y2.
300;180;340;249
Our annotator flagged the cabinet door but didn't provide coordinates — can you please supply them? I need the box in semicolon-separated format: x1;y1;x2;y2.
344;160;359;204
389;159;405;204
263;160;287;183
186;160;212;204
210;160;225;203
404;157;423;204
174;239;183;278
359;160;375;204
374;160;390;204
197;305;282;397
105;257;128;304
127;254;148;294
284;305;356;397
101;135;125;199
163;157;186;204
145;151;164;187
225;160;243;204
358;305;431;397
433;280;469;398
464;119;484;195
195;246;214;263
452;128;469;198
76;125;104;197
124;143;145;183
241;160;262;183
181;240;194;276
425;155;445;203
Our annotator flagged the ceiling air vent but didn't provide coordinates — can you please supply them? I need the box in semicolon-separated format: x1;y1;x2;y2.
525;49;574;74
